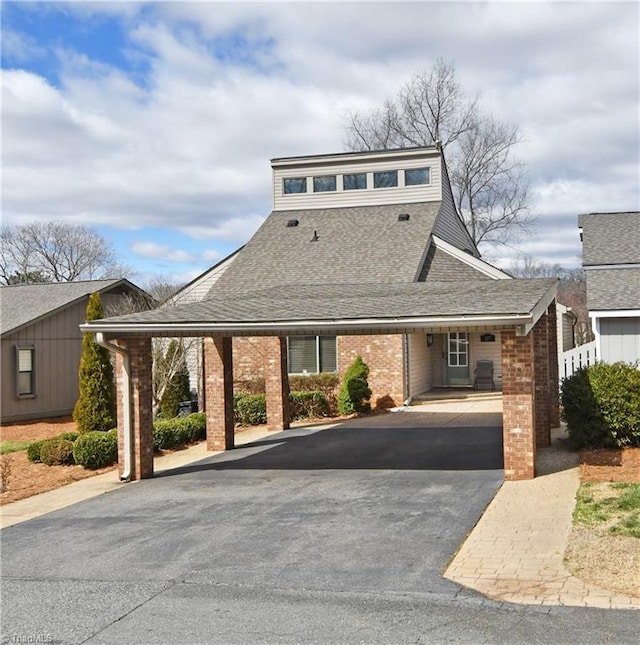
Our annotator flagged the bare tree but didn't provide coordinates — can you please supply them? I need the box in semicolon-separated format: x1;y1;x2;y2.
0;221;129;284
344;59;533;247
105;279;197;417
509;254;566;279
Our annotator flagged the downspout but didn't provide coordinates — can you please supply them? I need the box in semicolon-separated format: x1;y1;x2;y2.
96;333;133;482
403;334;412;407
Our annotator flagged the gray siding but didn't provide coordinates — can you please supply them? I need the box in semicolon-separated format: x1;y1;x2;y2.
599;317;640;364
432;158;478;255
1;299;87;423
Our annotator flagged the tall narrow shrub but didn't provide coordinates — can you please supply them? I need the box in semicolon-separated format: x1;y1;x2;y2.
159;340;191;418
337;355;372;415
73;293;116;433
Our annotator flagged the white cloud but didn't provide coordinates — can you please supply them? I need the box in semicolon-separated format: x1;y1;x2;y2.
2;1;638;276
131;241;196;263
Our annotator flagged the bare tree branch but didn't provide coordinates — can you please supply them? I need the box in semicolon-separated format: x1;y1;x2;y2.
343;59;533;248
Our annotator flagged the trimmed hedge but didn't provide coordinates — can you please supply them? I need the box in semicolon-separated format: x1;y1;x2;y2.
26;440;46;463
289;391;330;420
73;430;118;469
153;413;206;451
233;391;331;426
561;362;640;449
40;437;75;466
235;393;267;426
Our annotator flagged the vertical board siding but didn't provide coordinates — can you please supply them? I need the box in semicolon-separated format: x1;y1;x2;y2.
432;159;477;253
600;317;640;364
1;300;87;422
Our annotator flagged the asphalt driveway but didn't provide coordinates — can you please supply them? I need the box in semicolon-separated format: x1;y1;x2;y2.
1;411;638;643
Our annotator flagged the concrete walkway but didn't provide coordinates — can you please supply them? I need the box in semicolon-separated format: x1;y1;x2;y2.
444;425;640;610
2;406;639;611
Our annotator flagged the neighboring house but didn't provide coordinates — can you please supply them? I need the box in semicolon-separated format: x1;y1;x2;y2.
579;211;640;365
1;279;147;423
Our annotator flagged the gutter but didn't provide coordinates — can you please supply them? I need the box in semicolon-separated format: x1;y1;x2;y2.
80;313;535;337
95;333;132;482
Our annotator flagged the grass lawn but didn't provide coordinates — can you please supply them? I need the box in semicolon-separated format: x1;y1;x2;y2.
574;482;640;539
0;440;32;455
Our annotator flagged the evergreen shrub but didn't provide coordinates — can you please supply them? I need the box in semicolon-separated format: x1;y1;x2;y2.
561;362;640;449
26;440;45;463
40;438;75;466
337;355;372;415
73;431;118;469
289;391;330;420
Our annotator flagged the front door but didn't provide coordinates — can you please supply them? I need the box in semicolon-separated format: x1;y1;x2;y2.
446;332;470;386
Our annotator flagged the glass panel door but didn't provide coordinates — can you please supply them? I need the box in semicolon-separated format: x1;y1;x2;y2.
446;332;470;385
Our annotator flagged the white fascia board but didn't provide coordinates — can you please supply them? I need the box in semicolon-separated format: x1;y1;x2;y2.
520;280;560;336
589;309;640;318
80;313;532;337
271;147;439;169
584;264;640;270
432;236;511;280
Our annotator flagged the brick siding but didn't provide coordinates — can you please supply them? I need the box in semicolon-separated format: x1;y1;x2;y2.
204;337;235;451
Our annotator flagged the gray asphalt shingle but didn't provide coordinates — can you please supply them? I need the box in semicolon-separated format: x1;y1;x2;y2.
579;212;640;266
1;279;126;335
208;202;441;297
585;268;640;310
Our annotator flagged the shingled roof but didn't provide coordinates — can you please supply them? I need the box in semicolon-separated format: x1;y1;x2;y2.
208;202;441;297
84;279;557;336
579;211;640;266
1;279;140;336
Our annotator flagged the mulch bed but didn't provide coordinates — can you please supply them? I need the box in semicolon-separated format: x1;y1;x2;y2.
579;447;640;483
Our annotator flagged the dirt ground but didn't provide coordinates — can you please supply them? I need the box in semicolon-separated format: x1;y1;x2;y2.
1;418;639;599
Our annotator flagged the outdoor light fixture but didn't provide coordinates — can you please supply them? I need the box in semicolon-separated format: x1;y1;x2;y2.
398;213;410;221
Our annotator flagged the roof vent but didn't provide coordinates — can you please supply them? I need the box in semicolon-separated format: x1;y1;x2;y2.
398;213;410;222
310;230;319;242
287;219;299;227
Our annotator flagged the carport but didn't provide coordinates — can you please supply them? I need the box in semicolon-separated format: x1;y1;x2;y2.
81;279;560;483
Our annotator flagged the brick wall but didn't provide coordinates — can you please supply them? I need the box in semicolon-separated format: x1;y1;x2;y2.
232;337;271;382
338;334;405;409
204;337;235;451
501;329;536;480
264;336;290;431
115;337;154;481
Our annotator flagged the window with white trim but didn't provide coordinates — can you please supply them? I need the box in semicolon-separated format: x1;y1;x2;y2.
287;336;337;374
405;167;430;186
16;346;35;396
284;177;307;194
313;175;337;192
373;170;398;188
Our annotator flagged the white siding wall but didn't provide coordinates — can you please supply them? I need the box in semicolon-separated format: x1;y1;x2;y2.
469;332;502;387
273;157;442;211
599;317;640;364
408;333;433;396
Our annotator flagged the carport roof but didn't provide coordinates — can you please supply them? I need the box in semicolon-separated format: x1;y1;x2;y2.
82;278;558;337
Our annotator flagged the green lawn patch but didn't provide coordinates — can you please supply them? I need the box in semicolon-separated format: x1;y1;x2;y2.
574;482;640;539
0;440;31;455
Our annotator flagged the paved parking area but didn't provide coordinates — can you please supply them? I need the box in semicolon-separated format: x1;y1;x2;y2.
1;406;638;643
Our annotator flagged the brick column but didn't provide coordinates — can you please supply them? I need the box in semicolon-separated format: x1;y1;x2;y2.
204;337;235;451
501;329;536;480
115;338;154;480
547;301;561;428
265;336;290;432
533;311;551;448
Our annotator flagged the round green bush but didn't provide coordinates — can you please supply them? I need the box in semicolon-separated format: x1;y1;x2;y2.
40;438;75;466
561;362;640;449
289;391;330;420
235;393;267;426
153;420;180;451
60;431;80;442
72;431;118;469
26;440;45;463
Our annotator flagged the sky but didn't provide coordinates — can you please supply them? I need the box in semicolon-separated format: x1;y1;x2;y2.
2;1;639;288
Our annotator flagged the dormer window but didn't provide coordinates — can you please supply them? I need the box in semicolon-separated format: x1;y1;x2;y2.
284;177;307;194
313;175;337;192
405;168;430;186
374;170;398;188
343;173;367;190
